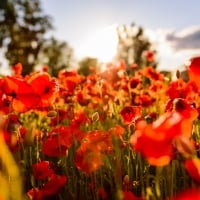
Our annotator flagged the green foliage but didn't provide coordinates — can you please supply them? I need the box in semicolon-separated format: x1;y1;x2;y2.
117;23;157;71
78;57;99;76
0;0;52;75
38;37;74;77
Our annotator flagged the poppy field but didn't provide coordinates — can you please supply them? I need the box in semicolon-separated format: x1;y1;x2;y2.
1;57;200;200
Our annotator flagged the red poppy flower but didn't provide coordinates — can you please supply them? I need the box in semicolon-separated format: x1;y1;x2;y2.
135;93;155;107
145;51;154;62
28;173;67;199
122;191;144;200
4;132;14;152
129;77;141;88
27;72;59;108
108;125;125;140
12;63;22;76
70;111;91;126
166;98;198;138
97;187;107;199
27;188;43;200
58;70;78;79
166;98;198;119
170;188;200;200
187;56;200;88
42;132;69;157
75;148;104;174
58;70;80;95
32;161;54;180
0;95;12;114
75;130;112;173
66;103;75;120
166;80;184;100
76;91;90;106
2;76;40;112
142;66;163;81
2;113;21;133
63;79;78;95
120;106;142;124
2;117;26;152
42;125;85;157
0;78;4;97
131;128;174;166
40;174;67;197
42;65;49;72
196;106;200;119
86;130;112;153
130;112;192;166
2;130;17;151
49;109;68;126
184;158;200;183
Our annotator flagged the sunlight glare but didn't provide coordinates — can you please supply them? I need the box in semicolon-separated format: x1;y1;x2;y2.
76;24;118;62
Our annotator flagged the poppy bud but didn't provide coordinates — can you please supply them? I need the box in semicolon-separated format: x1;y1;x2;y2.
47;110;57;118
176;70;180;79
123;175;130;185
92;112;99;122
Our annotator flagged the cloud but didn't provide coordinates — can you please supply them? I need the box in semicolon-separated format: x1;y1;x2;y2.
145;27;200;72
166;26;200;50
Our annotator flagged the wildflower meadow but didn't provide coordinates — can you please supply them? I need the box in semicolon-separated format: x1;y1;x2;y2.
1;56;200;200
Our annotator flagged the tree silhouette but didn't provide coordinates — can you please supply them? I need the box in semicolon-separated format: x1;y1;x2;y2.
117;23;157;72
78;57;99;76
0;0;52;75
38;37;73;77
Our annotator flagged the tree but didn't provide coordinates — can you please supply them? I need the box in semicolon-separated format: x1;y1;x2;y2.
117;23;157;71
0;0;52;75
78;57;99;76
38;37;73;77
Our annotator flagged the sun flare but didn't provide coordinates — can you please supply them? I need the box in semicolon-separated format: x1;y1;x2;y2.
76;24;118;62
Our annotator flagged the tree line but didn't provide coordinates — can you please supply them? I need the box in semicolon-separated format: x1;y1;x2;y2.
0;0;156;76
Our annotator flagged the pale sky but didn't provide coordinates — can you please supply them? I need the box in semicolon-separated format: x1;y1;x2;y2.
38;1;200;71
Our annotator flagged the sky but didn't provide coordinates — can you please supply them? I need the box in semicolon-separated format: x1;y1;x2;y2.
41;0;200;72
